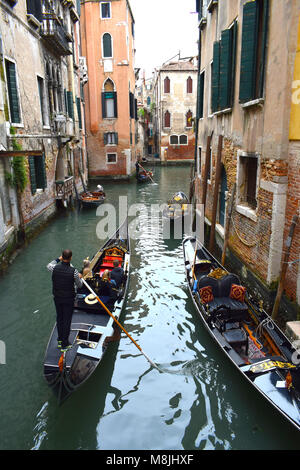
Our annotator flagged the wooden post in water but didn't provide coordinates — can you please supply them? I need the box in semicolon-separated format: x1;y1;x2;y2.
272;208;299;321
221;183;236;266
209;135;223;253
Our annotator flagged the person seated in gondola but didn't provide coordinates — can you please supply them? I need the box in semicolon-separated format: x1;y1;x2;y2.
110;259;125;288
98;269;118;309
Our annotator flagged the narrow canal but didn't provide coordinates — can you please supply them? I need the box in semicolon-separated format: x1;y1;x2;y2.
0;165;299;450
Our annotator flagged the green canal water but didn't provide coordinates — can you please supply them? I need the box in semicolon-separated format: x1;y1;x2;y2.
0;165;299;450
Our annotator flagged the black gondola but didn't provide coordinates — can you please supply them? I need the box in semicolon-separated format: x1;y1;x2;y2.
163;192;189;221
136;170;153;183
44;218;130;404
183;236;300;432
79;190;106;208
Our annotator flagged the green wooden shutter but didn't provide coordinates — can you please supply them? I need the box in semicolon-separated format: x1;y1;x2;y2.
66;91;74;119
113;92;118;118
101;92;106;118
76;97;82;129
103;33;112;57
239;0;259;103
64;89;68;114
258;0;269;98
198;71;205;118
220;29;233;110
5;61;21;124
230;20;238;107
103;132;108;145
211;41;220;112
28;156;37;195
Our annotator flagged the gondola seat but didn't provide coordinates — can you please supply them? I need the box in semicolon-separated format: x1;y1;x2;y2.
197;273;248;321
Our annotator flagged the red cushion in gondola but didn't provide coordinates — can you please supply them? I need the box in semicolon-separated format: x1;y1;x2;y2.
230;284;246;302
199;286;214;304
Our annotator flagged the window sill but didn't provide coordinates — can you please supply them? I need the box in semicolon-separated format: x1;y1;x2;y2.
26;14;41;29
215;223;225;239
213;108;232;116
241;98;264;109
236;204;257;222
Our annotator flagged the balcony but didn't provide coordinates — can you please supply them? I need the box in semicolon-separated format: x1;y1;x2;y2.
55;176;74;201
40;13;73;56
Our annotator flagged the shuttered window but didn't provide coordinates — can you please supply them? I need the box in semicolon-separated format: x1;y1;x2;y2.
164;111;170;128
26;0;42;21
102;33;112;58
164;77;170;94
5;60;21;124
66;91;74;119
129;91;134;119
187;76;193;93
0;159;12;225
239;0;269;103
102;92;117;118
28;155;47;195
76;96;82;129
104;132;118;145
211;42;220;113
212;21;237;112
198;71;205;118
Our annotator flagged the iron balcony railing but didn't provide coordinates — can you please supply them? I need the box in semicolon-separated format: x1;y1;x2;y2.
40;13;73;56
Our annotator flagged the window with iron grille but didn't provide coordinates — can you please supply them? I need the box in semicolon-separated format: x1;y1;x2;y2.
106;153;117;164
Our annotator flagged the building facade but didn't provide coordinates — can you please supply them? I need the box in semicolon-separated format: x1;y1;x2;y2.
153;57;198;163
136;74;154;160
194;0;300;316
80;0;137;179
0;0;87;270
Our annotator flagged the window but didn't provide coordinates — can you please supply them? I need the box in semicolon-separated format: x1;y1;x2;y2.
76;97;82;129
239;0;269;103
187;76;193;93
106;153;117;163
147;96;151;106
37;76;50;126
164;110;170;128
169;135;188;145
104;132;118;145
5;59;21;124
198;71;205;118
186;110;193;128
100;2;111;19
197;147;202;175
164;77;170;94
65;90;74;119
26;0;42;21
102;33;112;58
102;79;117;118
170;135;178;145
179;134;188;145
28;155;47;195
211;20;238;112
129;91;135;119
237;154;258;209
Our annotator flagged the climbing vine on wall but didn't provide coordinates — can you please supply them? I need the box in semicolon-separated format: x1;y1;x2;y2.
5;127;28;193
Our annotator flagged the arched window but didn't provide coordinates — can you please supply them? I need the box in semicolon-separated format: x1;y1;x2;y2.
164;76;170;94
179;134;188;145
186;110;193;128
170;135;178;145
102;33;112;58
164;110;170;128
187;76;193;93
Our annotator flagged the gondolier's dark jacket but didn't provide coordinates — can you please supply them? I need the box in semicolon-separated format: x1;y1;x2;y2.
47;259;83;301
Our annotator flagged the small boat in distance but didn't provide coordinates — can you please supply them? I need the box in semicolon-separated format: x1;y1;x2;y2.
163;192;189;221
135;162;153;183
44;218;130;404
79;187;106;208
183;236;300;432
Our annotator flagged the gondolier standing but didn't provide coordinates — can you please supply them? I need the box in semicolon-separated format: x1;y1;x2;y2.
47;249;83;352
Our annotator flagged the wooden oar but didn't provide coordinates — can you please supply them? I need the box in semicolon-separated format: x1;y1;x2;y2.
81;278;160;371
138;163;155;184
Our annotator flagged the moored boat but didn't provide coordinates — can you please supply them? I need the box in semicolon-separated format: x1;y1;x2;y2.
183;235;300;432
43;218;130;404
79;190;106;208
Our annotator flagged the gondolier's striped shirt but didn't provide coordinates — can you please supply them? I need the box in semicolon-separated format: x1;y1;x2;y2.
47;259;83;290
